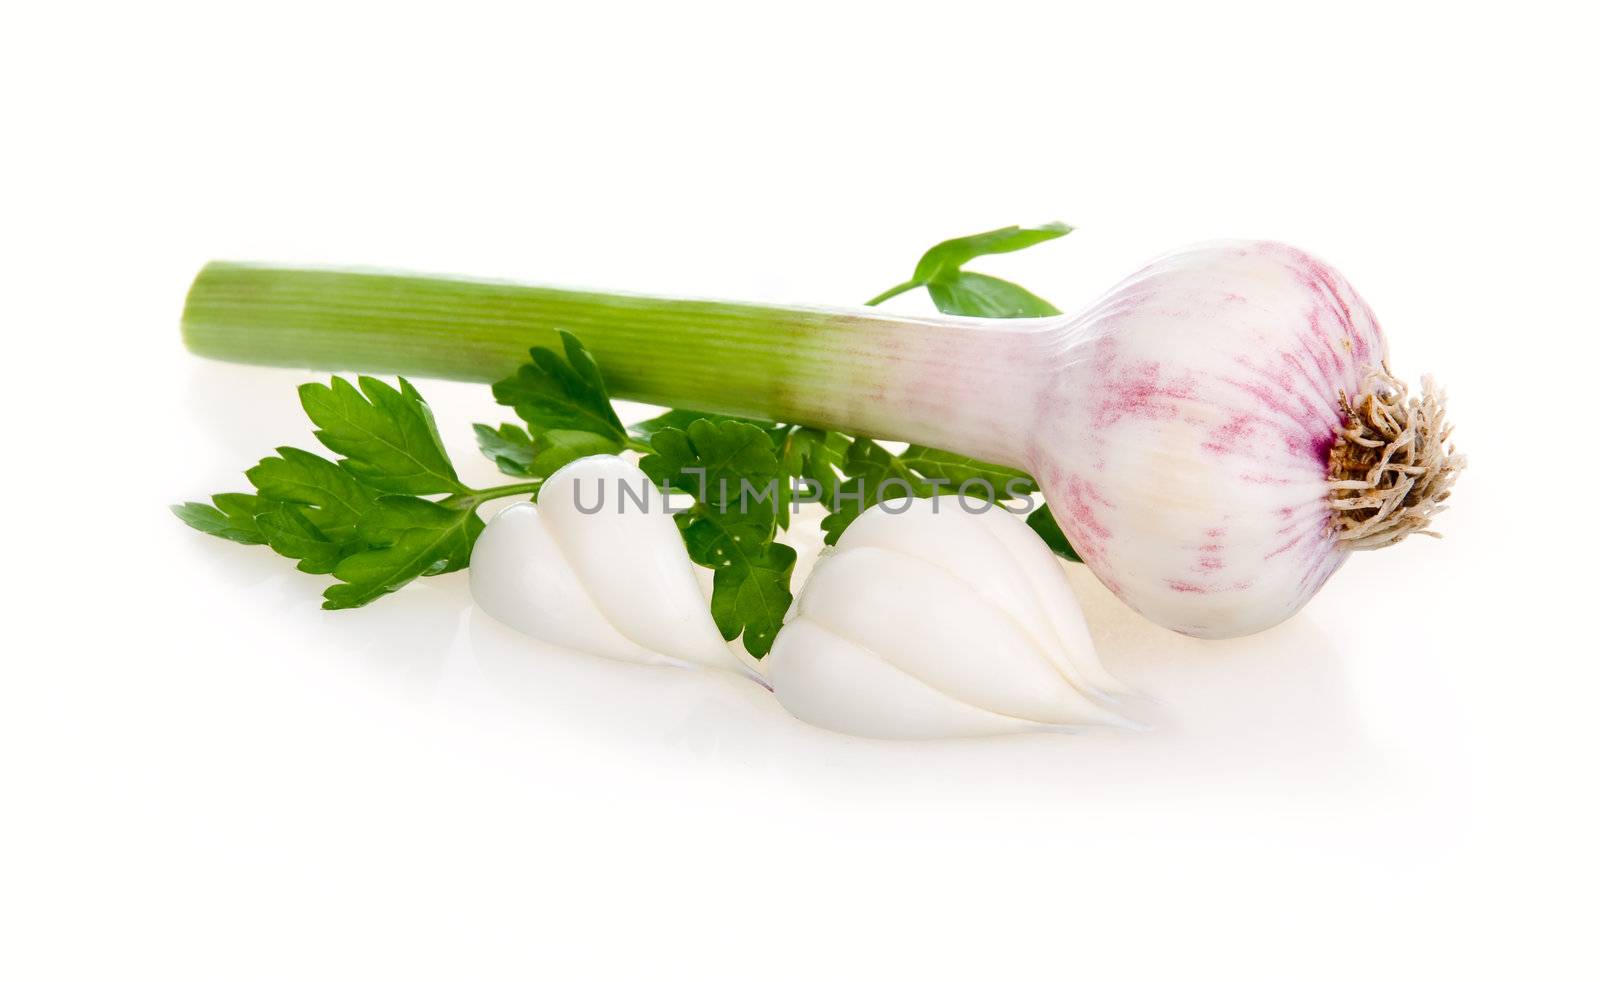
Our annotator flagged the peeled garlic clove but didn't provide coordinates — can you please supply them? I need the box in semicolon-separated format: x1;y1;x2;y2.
766;496;1133;739
469;502;665;664
766;620;1062;739
536;455;738;667
796;547;1119;725
835;500;1128;699
469;455;756;679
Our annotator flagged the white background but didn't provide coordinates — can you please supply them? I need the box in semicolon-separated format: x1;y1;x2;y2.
4;2;1597;978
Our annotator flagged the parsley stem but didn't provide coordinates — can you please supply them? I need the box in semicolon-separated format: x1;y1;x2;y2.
464;481;543;504
862;280;920;307
184;263;1050;468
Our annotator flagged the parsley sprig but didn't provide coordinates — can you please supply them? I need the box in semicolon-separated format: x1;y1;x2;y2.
174;374;542;609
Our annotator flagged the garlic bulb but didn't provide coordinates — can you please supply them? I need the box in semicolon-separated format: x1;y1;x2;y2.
469;455;759;681
765;496;1133;739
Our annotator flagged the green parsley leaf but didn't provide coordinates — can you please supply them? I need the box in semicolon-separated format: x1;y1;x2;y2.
926;271;1061;318
473;423;619;478
643;418;785;508
472;422;540;476
895;446;1037;498
630;408;789;447
255;501;346;574
246;445;374;542
812;442;1042;545
531;430;624;474
776;426;844;530
641;419;794;656
177;373;543;608
170;493;267;545
299;376;466;494
906;222;1073;283
709;544;796;660
322;497;484;609
818;437;935;544
492;329;629;448
865;222;1071;316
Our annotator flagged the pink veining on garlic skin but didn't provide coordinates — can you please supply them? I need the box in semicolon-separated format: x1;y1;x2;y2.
1022;240;1386;638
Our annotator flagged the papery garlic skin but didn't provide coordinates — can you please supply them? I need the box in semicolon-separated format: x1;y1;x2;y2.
1026;241;1387;639
469;455;757;679
766;497;1132;739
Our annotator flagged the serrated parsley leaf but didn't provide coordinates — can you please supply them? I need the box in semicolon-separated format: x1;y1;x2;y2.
322;497;484;609
171;493;267;545
528;430;625;475
630;408;788;446
776;426;844;530
642;418;783;507
177;373;546;608
896;446;1037;497
492;330;628;448
246;445;374;542
640;419;793;656
473;422;620;479
472;423;539;476
299;376;465;494
818;437;935;544
710;543;796;659
815;442;1042;544
255;501;346;574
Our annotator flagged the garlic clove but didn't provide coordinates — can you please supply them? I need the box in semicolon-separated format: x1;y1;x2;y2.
768;498;1145;738
836;499;1128;699
767;497;1135;738
536;455;740;671
795;546;1128;726
966;506;1133;698
767;620;1068;739
470;455;755;679
468;502;670;665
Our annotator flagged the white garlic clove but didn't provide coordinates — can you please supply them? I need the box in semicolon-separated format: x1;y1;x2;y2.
796;546;1124;726
468;502;668;665
768;620;1066;740
536;455;740;669
836;500;1129;699
767;496;1134;739
969;506;1132;698
470;455;757;679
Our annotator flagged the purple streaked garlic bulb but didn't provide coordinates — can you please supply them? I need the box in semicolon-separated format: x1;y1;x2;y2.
1015;242;1461;636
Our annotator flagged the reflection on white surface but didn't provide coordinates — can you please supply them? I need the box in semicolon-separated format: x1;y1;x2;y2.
461;557;1379;800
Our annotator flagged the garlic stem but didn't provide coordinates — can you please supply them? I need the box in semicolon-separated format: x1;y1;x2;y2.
183;262;1043;466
